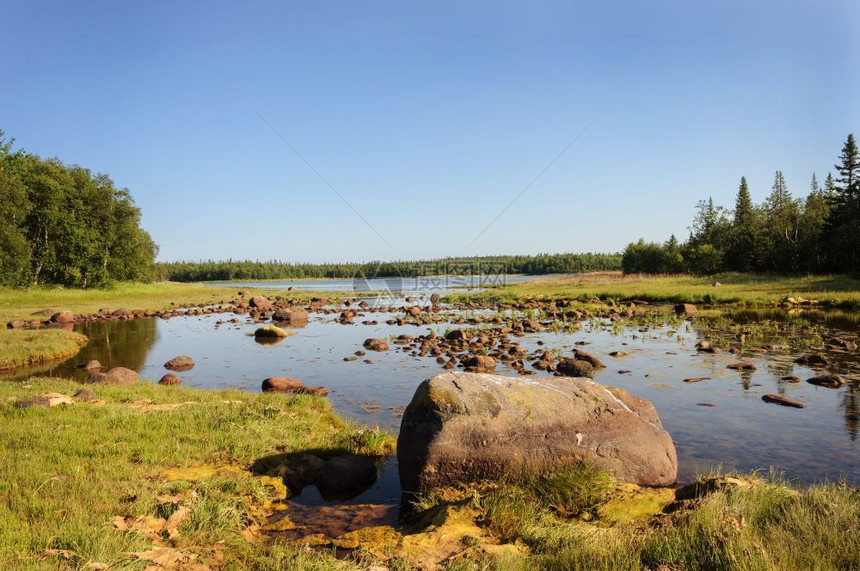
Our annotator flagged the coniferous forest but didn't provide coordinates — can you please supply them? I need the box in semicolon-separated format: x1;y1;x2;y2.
0;132;158;288
623;133;860;275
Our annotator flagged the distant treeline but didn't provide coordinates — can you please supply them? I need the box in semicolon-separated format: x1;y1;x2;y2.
156;253;622;282
623;133;860;275
0;131;158;287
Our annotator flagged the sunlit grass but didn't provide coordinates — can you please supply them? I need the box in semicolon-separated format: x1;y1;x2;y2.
0;328;88;371
447;272;860;308
0;377;394;569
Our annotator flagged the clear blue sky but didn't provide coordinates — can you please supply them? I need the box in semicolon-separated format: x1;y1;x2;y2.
2;1;857;263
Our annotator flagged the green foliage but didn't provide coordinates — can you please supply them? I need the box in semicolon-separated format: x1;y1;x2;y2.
621;237;683;274
824;133;860;271
0;377;394;569
0;130;158;288
157;253;623;282
623;133;860;275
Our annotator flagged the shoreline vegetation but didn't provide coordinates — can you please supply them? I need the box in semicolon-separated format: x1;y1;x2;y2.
448;272;860;309
2;273;860;375
156;254;622;283
1;378;857;570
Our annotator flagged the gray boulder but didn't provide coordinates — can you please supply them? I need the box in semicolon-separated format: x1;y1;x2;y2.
397;372;677;494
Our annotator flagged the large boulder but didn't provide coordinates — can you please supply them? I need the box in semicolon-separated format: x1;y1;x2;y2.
397;372;677;494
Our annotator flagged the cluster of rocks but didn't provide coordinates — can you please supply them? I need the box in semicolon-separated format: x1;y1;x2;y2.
349;311;614;378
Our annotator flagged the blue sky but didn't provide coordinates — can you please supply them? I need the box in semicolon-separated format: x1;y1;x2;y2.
2;1;857;263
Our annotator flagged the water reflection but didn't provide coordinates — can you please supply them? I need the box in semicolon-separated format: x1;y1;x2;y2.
3;304;859;483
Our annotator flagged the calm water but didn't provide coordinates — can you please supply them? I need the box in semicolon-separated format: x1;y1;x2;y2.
203;274;536;294
10;305;860;486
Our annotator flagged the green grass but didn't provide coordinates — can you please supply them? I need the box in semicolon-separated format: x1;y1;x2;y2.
0;329;88;371
447;272;860;308
0;282;276;323
0;282;339;374
2;379;858;570
411;468;860;571
0;377;394;570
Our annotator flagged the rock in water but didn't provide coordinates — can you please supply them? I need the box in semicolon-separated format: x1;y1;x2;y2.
397;372;677;494
164;355;195;371
272;309;309;326
249;296;272;309
159;374;182;386
674;303;697;316
556;359;594;378
50;310;75;323
364;338;389;351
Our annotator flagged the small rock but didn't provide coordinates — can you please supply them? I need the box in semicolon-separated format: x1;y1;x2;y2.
780;376;801;383
254;326;289;338
76;360;102;371
363;338;389;351
795;353;828;367
73;388;96;401
762;394;805;408
159;374;182;386
15;393;74;408
556;359;594;378
462;355;496;373
727;362;756;372
272;309;309;326
674;303;697;316
164;355;195;371
88;367;139;385
825;337;857;351
609;351;630;357
683;377;710;383
50;310;75;324
262;377;304;392
249;296;272;309
574;350;605;370
806;374;845;388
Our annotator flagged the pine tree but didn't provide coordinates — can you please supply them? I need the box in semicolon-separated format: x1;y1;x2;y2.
798;173;830;272
823;134;860;271
726;176;760;271
763;170;800;272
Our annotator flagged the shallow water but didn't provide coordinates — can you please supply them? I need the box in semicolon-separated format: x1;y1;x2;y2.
9;304;860;490
203;274;535;294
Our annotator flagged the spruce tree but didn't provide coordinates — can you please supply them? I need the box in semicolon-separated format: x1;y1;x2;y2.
726;176;759;271
823;134;860;271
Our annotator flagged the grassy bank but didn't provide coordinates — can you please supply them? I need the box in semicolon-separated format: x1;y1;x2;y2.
0;329;88;371
449;272;860;308
409;467;859;570
0;282;276;323
0;282;332;372
0;377;394;569
2;379;858;570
